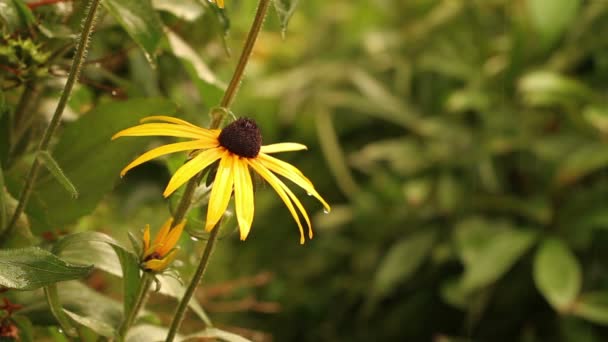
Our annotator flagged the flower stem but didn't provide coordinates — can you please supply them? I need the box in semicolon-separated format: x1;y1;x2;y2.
164;225;220;342
0;0;101;241
44;284;77;338
165;1;270;340
117;272;153;341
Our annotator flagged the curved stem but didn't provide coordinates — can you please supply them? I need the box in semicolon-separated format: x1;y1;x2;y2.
118;273;153;341
165;225;220;342
44;284;77;338
0;0;101;241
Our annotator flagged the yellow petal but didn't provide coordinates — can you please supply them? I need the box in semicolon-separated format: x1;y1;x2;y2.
153;218;173;247
260;143;307;154
163;148;223;197
277;180;313;239
233;159;254;240
215;0;224;8
144;249;178;271
120;140;216;177
258;153;331;213
142;224;151;255
140;115;202;129
205;152;235;232
249;159;306;244
157;220;186;256
112;123;213;140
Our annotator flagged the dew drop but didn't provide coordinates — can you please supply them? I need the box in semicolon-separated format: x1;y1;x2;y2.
111;90;117;96
57;328;64;334
307;192;312;196
323;208;329;214
190;236;199;241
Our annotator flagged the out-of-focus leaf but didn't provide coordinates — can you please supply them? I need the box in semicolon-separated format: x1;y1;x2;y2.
534;238;581;312
152;0;204;21
111;245;142;316
583;105;608;135
165;28;224;106
16;98;177;232
65;310;115;337
0;247;92;290
11;315;34;342
455;218;537;291
573;292;608;325
371;230;436;299
555;143;608;186
527;0;581;48
185;328;251;342
102;0;165;62
0;0;35;32
519;71;593;107
54;232;123;277
37;151;78;199
273;0;300;35
127;324;180;342
157;274;212;325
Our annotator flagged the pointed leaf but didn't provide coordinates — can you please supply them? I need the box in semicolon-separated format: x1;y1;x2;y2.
111;244;142;316
0;247;92;290
37;151;78;198
534;238;582;312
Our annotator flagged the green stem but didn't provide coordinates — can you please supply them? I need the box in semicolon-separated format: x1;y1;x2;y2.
165;225;220;342
0;0;101;241
118;273;153;341
44;284;77;338
165;1;270;340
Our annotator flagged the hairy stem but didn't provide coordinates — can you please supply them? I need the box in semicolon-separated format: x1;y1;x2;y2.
117;273;153;341
165;2;271;340
0;0;101;241
44;284;77;337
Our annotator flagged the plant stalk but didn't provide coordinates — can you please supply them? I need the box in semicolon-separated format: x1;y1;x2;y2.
164;2;271;340
0;0;101;241
118;272;154;341
44;284;77;338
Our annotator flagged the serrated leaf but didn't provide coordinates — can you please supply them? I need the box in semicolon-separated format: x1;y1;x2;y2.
11;98;177;233
371;230;436;299
37;151;78;198
0;247;92;290
103;0;165;62
533;238;582;312
111;245;142;316
573;292;608;325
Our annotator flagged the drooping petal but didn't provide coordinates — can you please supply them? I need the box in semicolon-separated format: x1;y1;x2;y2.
276;179;313;239
233;159;254;240
260;143;308;154
153;218;173;247
205;153;235;232
163;148;223;197
249;159;306;244
142;224;151;255
258;153;331;213
144;249;178;272
120;140;217;177
157;220;186;256
112;123;212;140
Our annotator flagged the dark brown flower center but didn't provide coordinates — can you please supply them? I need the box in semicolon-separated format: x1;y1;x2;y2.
218;118;262;158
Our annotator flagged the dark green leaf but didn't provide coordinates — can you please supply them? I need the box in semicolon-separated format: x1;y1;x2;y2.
573;292;608;326
111;244;142;316
102;0;165;62
0;247;92;290
37;151;78;198
54;232;124;276
534;238;582;312
20;98;176;232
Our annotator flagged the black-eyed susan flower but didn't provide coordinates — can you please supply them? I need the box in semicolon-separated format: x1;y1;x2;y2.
141;218;185;272
113;116;330;244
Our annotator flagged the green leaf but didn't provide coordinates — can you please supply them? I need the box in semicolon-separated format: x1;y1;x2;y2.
103;0;165;62
0;247;92;290
519;71;593;107
533;238;582;312
54;232;124;277
64;310;116;337
0;0;35;32
18;98;177;232
165;28;225;106
371;230;436;299
527;0;581;48
555;143;608;186
273;0;300;36
37;151;78;199
127;324;181;342
152;0;205;21
455;218;537;291
111;244;142;316
573;292;608;326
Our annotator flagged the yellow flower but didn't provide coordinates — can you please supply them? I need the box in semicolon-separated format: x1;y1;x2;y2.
210;0;224;8
141;218;185;272
113;116;330;244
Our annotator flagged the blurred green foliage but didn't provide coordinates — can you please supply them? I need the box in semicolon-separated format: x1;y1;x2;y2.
2;0;608;341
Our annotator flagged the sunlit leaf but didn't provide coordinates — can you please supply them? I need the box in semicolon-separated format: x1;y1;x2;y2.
527;0;581;48
573;292;608;326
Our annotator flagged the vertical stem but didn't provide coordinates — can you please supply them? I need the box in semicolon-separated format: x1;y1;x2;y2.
118;273;154;341
0;0;101;241
165;226;220;342
166;1;271;340
44;284;77;338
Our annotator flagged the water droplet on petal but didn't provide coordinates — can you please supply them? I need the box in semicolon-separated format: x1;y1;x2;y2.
307;192;312;196
323;209;329;214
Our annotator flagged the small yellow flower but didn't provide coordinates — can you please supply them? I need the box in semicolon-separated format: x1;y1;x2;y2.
141;218;185;272
113;116;330;244
210;0;224;8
